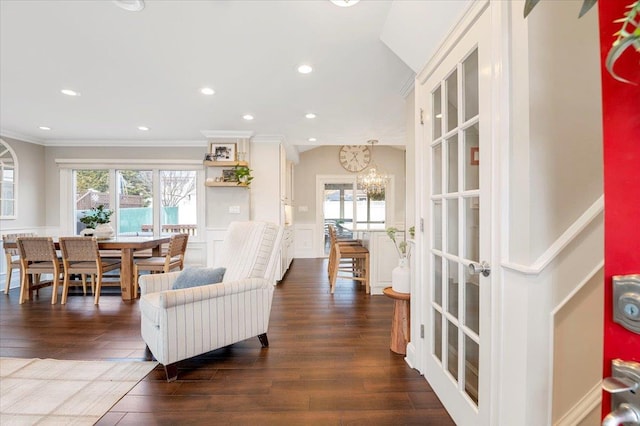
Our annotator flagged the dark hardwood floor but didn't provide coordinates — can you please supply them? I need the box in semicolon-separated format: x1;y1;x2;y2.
0;258;454;425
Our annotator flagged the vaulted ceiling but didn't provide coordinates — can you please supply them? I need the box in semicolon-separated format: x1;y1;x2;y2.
0;0;468;154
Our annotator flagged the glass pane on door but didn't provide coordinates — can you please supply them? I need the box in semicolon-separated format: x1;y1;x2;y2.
463;50;479;121
465;336;479;404
160;170;197;237
464;124;480;191
465;197;480;263
434;310;443;362
433;86;443;140
434;255;443;306
433;143;442;195
447;321;459;379
117;170;152;236
324;183;352;254
447;135;459;192
465;269;480;335
433;200;442;251
74;169;110;235
446;71;458;132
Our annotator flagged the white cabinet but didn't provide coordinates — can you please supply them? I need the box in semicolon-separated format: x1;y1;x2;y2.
250;137;293;280
280;226;294;276
284;160;294;203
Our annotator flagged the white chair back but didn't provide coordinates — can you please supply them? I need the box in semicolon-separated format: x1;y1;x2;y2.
215;221;282;283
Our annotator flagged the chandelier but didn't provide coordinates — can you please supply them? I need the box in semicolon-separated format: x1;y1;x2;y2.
357;140;389;197
330;0;360;7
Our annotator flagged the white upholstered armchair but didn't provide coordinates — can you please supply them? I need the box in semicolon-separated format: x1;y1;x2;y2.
139;221;282;381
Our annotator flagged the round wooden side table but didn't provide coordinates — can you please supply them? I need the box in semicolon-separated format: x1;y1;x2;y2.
383;287;411;355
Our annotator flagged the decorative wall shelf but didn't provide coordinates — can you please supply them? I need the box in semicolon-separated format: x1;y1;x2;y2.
205;181;248;187
203;160;248;167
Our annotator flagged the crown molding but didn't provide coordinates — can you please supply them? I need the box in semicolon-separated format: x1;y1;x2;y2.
43;139;205;147
399;74;416;98
0;129;45;145
200;130;254;139
252;134;286;144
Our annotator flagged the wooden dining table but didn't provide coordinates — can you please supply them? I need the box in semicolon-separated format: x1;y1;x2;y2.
94;236;171;300
6;236;171;301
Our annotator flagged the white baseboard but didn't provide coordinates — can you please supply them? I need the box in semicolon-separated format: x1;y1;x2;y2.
554;382;601;426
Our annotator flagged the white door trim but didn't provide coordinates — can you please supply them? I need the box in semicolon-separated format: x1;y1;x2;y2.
413;1;512;425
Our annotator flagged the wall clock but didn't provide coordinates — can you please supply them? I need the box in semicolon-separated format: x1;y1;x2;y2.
339;145;370;172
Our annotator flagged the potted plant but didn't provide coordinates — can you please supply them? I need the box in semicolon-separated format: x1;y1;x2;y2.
233;164;254;187
80;204;114;238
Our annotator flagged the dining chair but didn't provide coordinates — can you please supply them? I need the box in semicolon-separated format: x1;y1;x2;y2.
16;237;63;304
59;237;122;305
133;233;189;298
2;232;37;294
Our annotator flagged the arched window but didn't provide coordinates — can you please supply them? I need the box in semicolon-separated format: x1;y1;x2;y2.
0;139;17;219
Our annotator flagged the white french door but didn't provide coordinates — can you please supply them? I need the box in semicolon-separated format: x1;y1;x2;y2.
420;5;492;425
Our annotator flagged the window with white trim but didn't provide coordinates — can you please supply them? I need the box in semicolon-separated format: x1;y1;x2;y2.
0;140;17;219
59;160;203;238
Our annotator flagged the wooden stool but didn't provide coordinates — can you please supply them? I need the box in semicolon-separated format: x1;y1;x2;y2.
383;287;411;354
329;242;369;294
326;224;362;276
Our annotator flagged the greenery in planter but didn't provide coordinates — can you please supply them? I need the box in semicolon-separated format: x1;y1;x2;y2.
233;164;254;187
524;0;639;83
79;204;113;229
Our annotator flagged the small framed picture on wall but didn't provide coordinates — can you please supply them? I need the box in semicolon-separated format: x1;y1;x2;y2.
209;142;237;162
470;147;479;165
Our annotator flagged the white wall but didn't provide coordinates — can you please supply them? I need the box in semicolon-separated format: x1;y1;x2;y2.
380;0;470;73
0;137;46;231
498;1;604;424
510;0;603;264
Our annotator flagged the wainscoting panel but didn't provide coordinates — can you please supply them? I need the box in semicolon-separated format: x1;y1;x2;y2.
293;224;316;258
497;202;604;426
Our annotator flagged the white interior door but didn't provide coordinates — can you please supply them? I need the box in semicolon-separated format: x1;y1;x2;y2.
421;6;491;425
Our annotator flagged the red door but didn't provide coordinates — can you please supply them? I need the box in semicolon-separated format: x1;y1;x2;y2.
599;0;640;417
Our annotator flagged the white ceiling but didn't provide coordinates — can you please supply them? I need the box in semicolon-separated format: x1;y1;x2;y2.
0;0;467;155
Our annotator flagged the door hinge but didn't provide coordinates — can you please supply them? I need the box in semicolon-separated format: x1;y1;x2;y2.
420;218;424;233
419;108;424;125
420;324;425;338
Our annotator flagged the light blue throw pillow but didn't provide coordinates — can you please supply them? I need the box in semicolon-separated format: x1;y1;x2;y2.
172;267;226;290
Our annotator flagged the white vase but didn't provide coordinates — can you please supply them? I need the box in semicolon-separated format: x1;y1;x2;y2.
94;223;114;239
392;257;411;293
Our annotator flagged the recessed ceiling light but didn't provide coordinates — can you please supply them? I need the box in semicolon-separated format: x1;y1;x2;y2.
330;0;360;7
243;114;254;121
308;137;317;142
138;126;150;131
39;126;51;130
113;0;145;12
200;87;215;95
61;89;80;96
297;64;313;74
305;113;316;119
